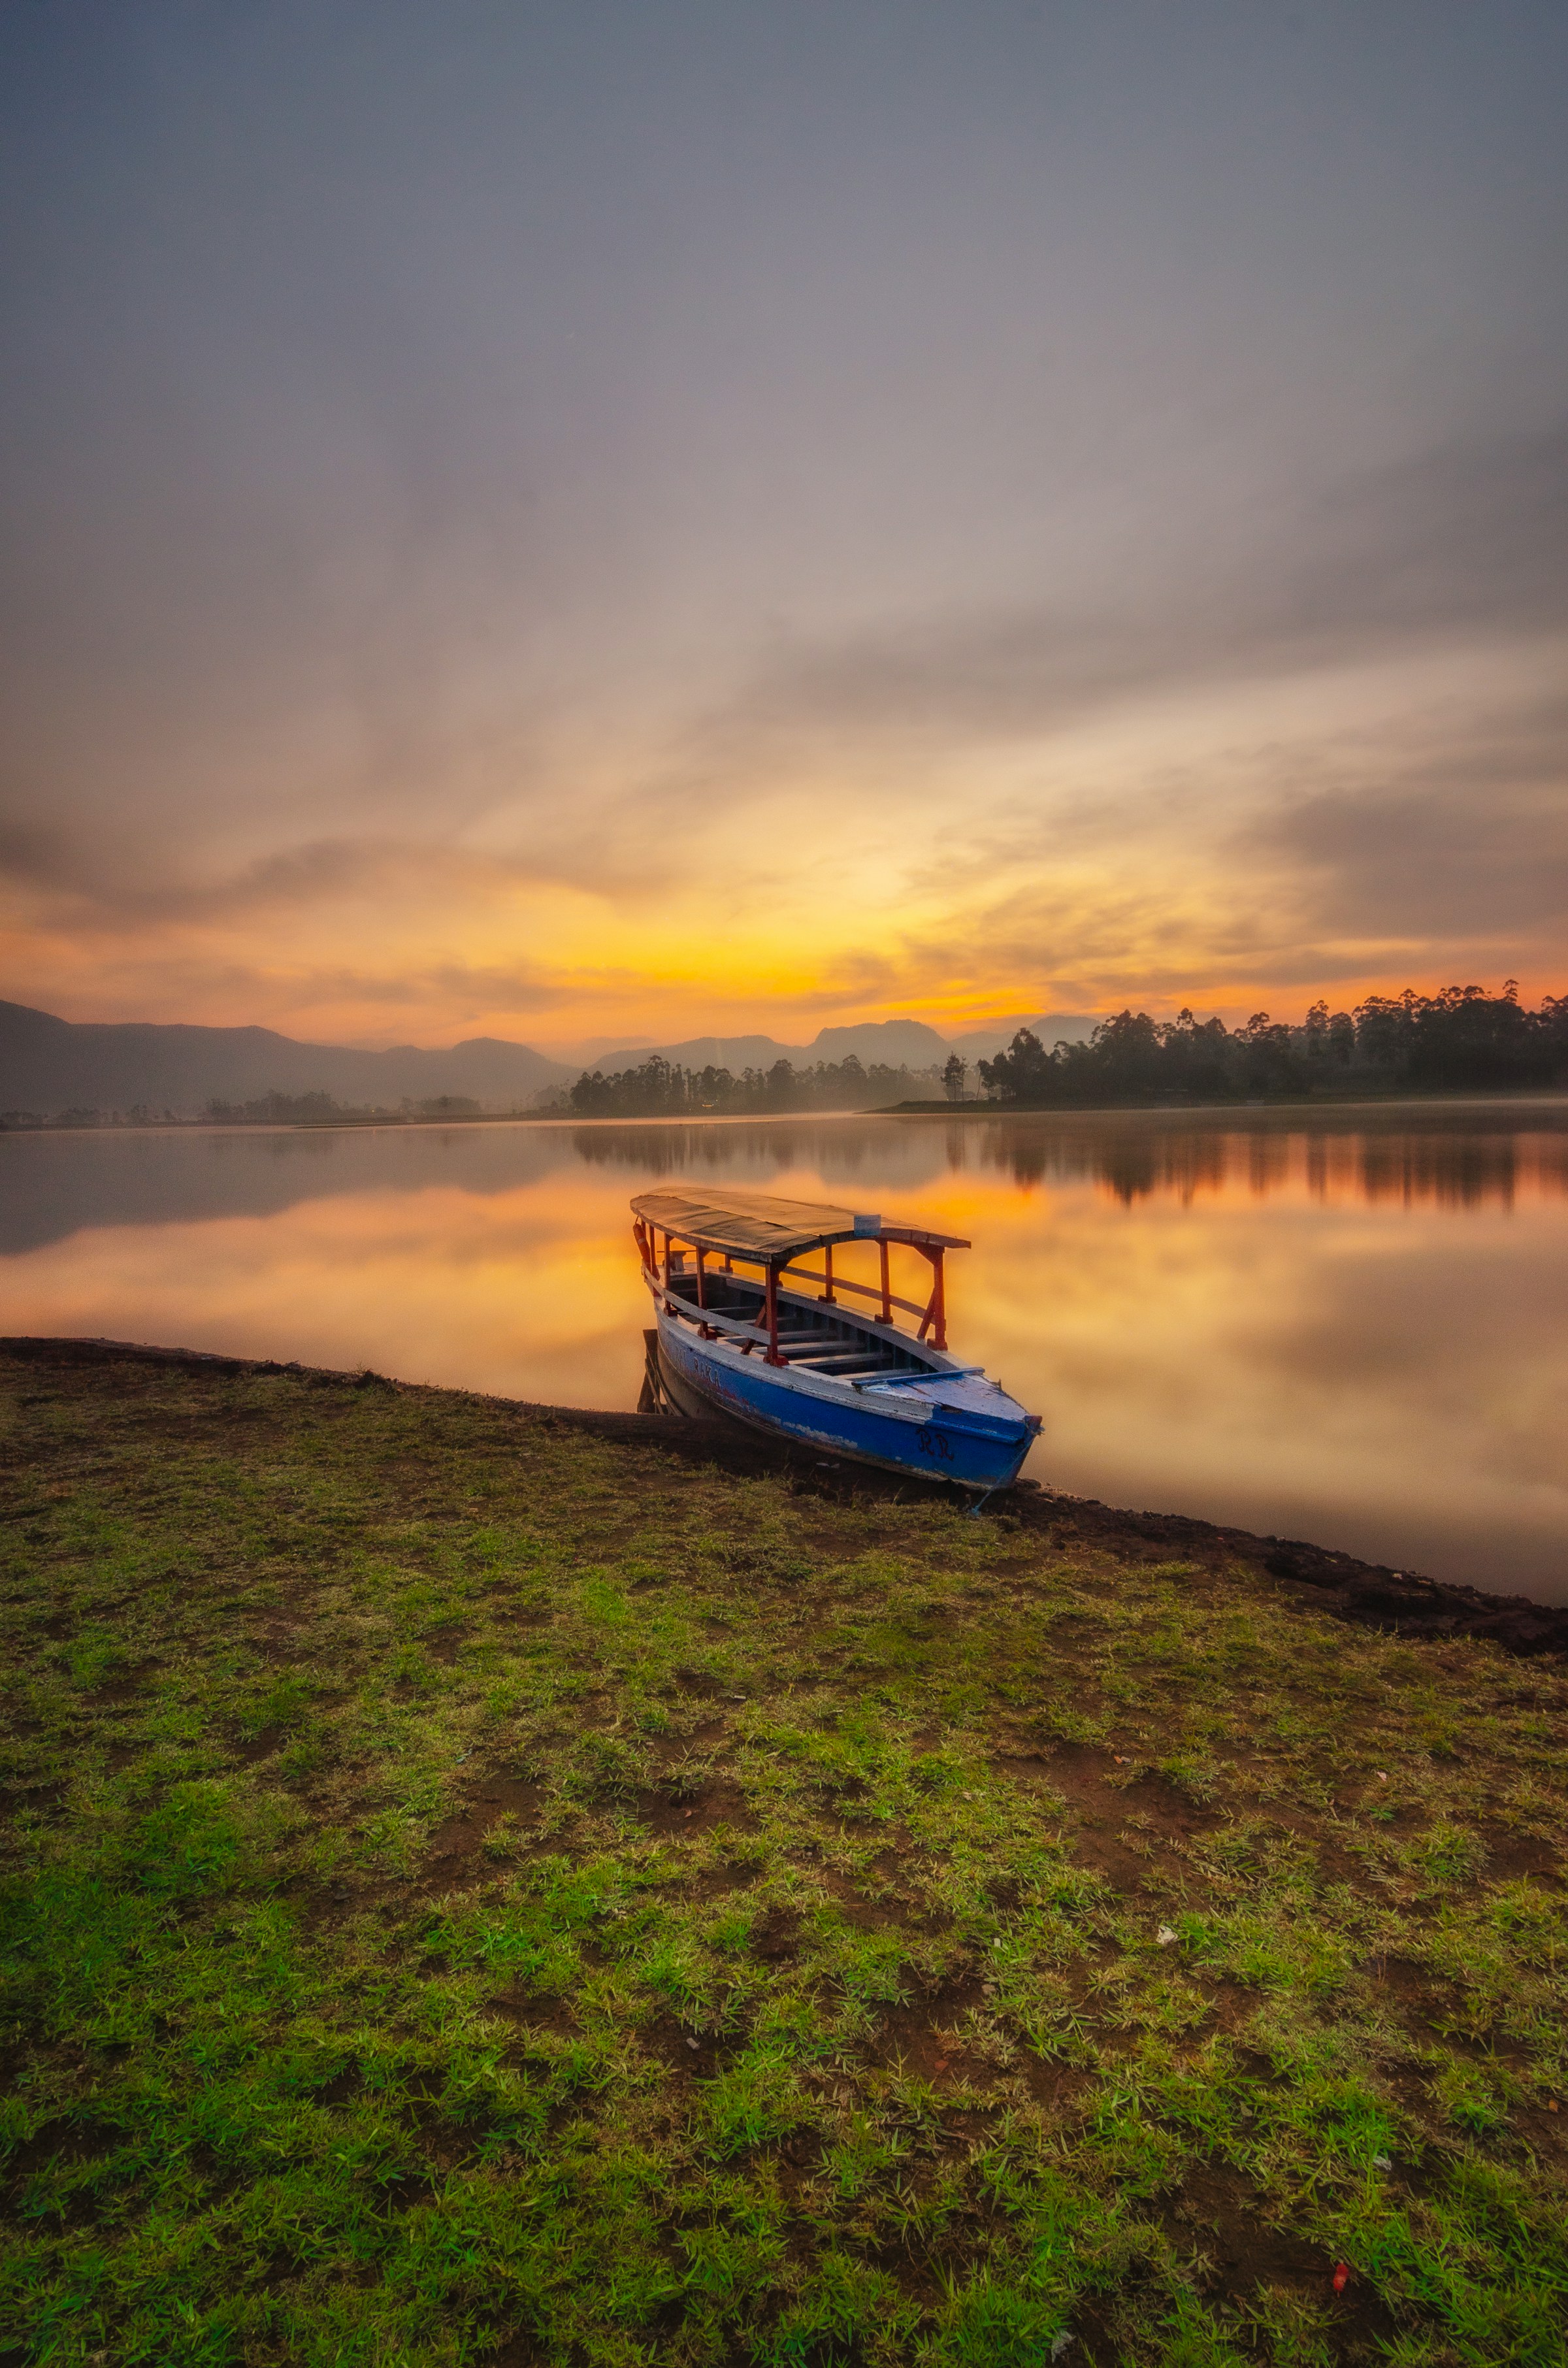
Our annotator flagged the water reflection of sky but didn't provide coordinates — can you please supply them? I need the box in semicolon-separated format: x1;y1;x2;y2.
3;1103;1567;1601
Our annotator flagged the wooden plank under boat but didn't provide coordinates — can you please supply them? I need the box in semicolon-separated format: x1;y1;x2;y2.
630;1186;1041;1489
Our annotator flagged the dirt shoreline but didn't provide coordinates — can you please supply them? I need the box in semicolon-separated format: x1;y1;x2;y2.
7;1330;1563;1658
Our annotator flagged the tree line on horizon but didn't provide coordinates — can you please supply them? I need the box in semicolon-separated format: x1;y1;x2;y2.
978;983;1568;1104
0;1089;495;1130
563;983;1567;1116
564;1055;945;1118
202;1090;487;1124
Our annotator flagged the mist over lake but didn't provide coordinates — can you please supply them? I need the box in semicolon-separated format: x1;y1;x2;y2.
4;1101;1565;1602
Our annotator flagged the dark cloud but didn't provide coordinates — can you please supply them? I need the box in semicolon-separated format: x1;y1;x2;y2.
1252;695;1568;942
1299;424;1568;646
0;819;77;890
1266;781;1568;942
327;962;575;1017
3;952;574;1034
0;832;591;925
691;423;1568;761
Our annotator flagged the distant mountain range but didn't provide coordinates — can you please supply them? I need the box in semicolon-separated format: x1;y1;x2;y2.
578;1014;1096;1077
0;1001;573;1117
0;1000;1097;1118
943;1014;1098;1064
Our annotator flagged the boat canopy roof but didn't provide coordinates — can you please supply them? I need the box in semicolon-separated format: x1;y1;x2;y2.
631;1187;968;1264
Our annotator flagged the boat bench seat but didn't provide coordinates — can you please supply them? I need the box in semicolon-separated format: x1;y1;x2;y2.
790;1352;895;1373
683;1305;903;1377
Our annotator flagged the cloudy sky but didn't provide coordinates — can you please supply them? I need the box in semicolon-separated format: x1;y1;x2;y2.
3;1;1565;1053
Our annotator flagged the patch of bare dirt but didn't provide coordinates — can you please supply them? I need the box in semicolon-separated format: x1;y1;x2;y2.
1028;1741;1224;1889
866;1975;988;2084
645;2013;731;2082
1013;2052;1089;2114
4;2116;116;2186
0;1781;65;1821
766;2130;823;2204
312;2067;361;2107
1364;1955;1456;2030
234;1726;282;1764
423;1777;542;1877
653;1718;728;1759
749;1905;801;1963
478;1581;551;1624
636;1776;756;1838
1512;2097;1568;2156
88;1662;158;1703
1062;1822;1155;1891
813;1866;906;1931
694;1862;751;1901
488;1992;576;2040
483;2337;546;2368
1175;2160;1405;2356
1197;1979;1265;2038
1479;1826;1563;1884
1164;2162;1316;2281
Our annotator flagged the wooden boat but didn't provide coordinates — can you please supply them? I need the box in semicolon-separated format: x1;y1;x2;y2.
632;1187;1041;1489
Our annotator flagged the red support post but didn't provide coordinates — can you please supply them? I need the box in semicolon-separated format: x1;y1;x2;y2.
879;1238;892;1324
696;1247;706;1308
764;1263;783;1363
821;1243;835;1304
915;1246;947;1347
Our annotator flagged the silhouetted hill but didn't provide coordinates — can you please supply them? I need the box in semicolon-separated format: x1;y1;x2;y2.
583;1017;956;1076
0;1002;572;1117
945;1013;1098;1061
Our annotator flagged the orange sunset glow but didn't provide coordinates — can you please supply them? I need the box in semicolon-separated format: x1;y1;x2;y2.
5;632;1564;1053
1;14;1563;1055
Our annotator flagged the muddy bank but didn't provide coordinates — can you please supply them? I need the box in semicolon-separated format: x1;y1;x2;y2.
5;1330;1564;1658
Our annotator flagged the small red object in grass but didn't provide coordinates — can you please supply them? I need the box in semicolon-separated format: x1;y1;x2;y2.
1331;2262;1350;2295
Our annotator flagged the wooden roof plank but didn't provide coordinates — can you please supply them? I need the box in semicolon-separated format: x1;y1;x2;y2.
631;1186;968;1262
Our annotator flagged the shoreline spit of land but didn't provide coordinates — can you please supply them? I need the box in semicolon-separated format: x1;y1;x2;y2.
5;1334;1563;1653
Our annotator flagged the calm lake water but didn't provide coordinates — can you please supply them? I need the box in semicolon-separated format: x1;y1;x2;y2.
3;1102;1567;1601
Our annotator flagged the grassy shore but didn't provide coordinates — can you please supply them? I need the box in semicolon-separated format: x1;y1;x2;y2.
3;1347;1566;2367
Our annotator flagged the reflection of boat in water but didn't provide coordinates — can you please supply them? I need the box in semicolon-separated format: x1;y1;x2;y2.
632;1187;1040;1490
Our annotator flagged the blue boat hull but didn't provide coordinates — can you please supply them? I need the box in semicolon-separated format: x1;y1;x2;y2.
654;1306;1034;1489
